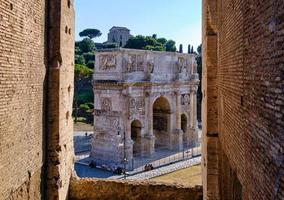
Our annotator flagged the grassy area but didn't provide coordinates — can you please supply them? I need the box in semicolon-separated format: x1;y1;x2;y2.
74;120;93;131
150;164;202;187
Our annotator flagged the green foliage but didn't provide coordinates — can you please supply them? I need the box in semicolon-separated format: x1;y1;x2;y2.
102;43;118;49
85;102;94;109
77;38;96;53
197;44;202;55
75;64;93;79
125;35;148;49
79;103;90;111
78;91;93;105
83;52;95;64
79;28;102;39
75;46;82;55
143;45;165;51
165;40;177;52
75;55;85;65
179;44;183;53
74;27;100;124
157;38;167;45
125;35;176;52
196;44;202;122
86;60;95;69
188;44;191;54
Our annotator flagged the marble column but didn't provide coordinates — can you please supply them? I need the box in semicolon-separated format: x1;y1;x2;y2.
176;92;182;129
143;92;155;156
189;87;198;148
191;88;198;129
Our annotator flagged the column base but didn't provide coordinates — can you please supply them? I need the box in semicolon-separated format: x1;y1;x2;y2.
171;129;183;151
142;135;155;157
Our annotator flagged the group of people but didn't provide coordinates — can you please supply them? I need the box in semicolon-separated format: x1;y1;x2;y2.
144;164;154;171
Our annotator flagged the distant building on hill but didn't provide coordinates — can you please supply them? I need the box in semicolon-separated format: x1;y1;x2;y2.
107;26;131;47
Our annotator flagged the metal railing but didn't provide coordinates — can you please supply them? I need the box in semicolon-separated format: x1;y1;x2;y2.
74;133;202;176
128;146;201;174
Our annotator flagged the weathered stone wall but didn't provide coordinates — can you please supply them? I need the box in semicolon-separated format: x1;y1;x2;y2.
202;0;284;199
0;0;46;199
69;178;203;200
0;0;75;199
46;0;75;199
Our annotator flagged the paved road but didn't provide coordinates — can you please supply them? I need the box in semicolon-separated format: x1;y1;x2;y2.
126;156;201;180
75;163;114;178
74;156;201;180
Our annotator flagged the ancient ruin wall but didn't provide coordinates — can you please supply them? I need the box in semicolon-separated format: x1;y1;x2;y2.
202;0;284;199
69;178;203;200
46;0;75;199
0;0;75;199
0;0;46;199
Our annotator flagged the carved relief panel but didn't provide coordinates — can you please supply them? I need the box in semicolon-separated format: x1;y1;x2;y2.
99;54;116;70
147;58;155;73
101;97;112;111
94;116;120;132
129;97;145;115
177;57;187;73
125;54;144;72
181;94;190;106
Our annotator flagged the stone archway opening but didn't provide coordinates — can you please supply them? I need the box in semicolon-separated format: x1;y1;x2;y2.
131;120;142;157
153;96;171;149
181;114;187;145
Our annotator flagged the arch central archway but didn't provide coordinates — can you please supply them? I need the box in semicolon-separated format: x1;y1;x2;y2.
152;96;171;149
131;120;142;157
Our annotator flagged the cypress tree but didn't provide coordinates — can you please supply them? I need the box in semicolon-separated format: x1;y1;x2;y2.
179;44;183;53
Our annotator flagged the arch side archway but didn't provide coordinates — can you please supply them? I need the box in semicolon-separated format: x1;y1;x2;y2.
131;120;142;157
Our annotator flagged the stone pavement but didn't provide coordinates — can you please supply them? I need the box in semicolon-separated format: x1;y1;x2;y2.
124;156;201;180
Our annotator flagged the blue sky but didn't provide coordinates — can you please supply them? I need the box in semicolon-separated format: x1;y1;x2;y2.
74;0;201;51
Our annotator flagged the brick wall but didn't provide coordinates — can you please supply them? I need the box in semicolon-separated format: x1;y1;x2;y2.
0;0;46;199
0;0;75;199
202;0;284;199
69;178;203;200
46;0;75;199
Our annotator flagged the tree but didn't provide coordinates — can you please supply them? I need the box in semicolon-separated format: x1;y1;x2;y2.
75;55;85;65
74;64;93;123
125;35;163;50
191;46;194;54
197;45;202;55
125;35;177;52
188;44;191;54
196;44;202;122
79;28;102;39
102;43;118;49
77;38;96;53
144;45;165;51
75;46;82;55
157;38;167;45
83;52;95;64
165;40;176;52
179;44;183;53
86;60;95;69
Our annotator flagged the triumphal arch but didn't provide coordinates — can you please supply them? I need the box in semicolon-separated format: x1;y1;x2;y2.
91;48;199;165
